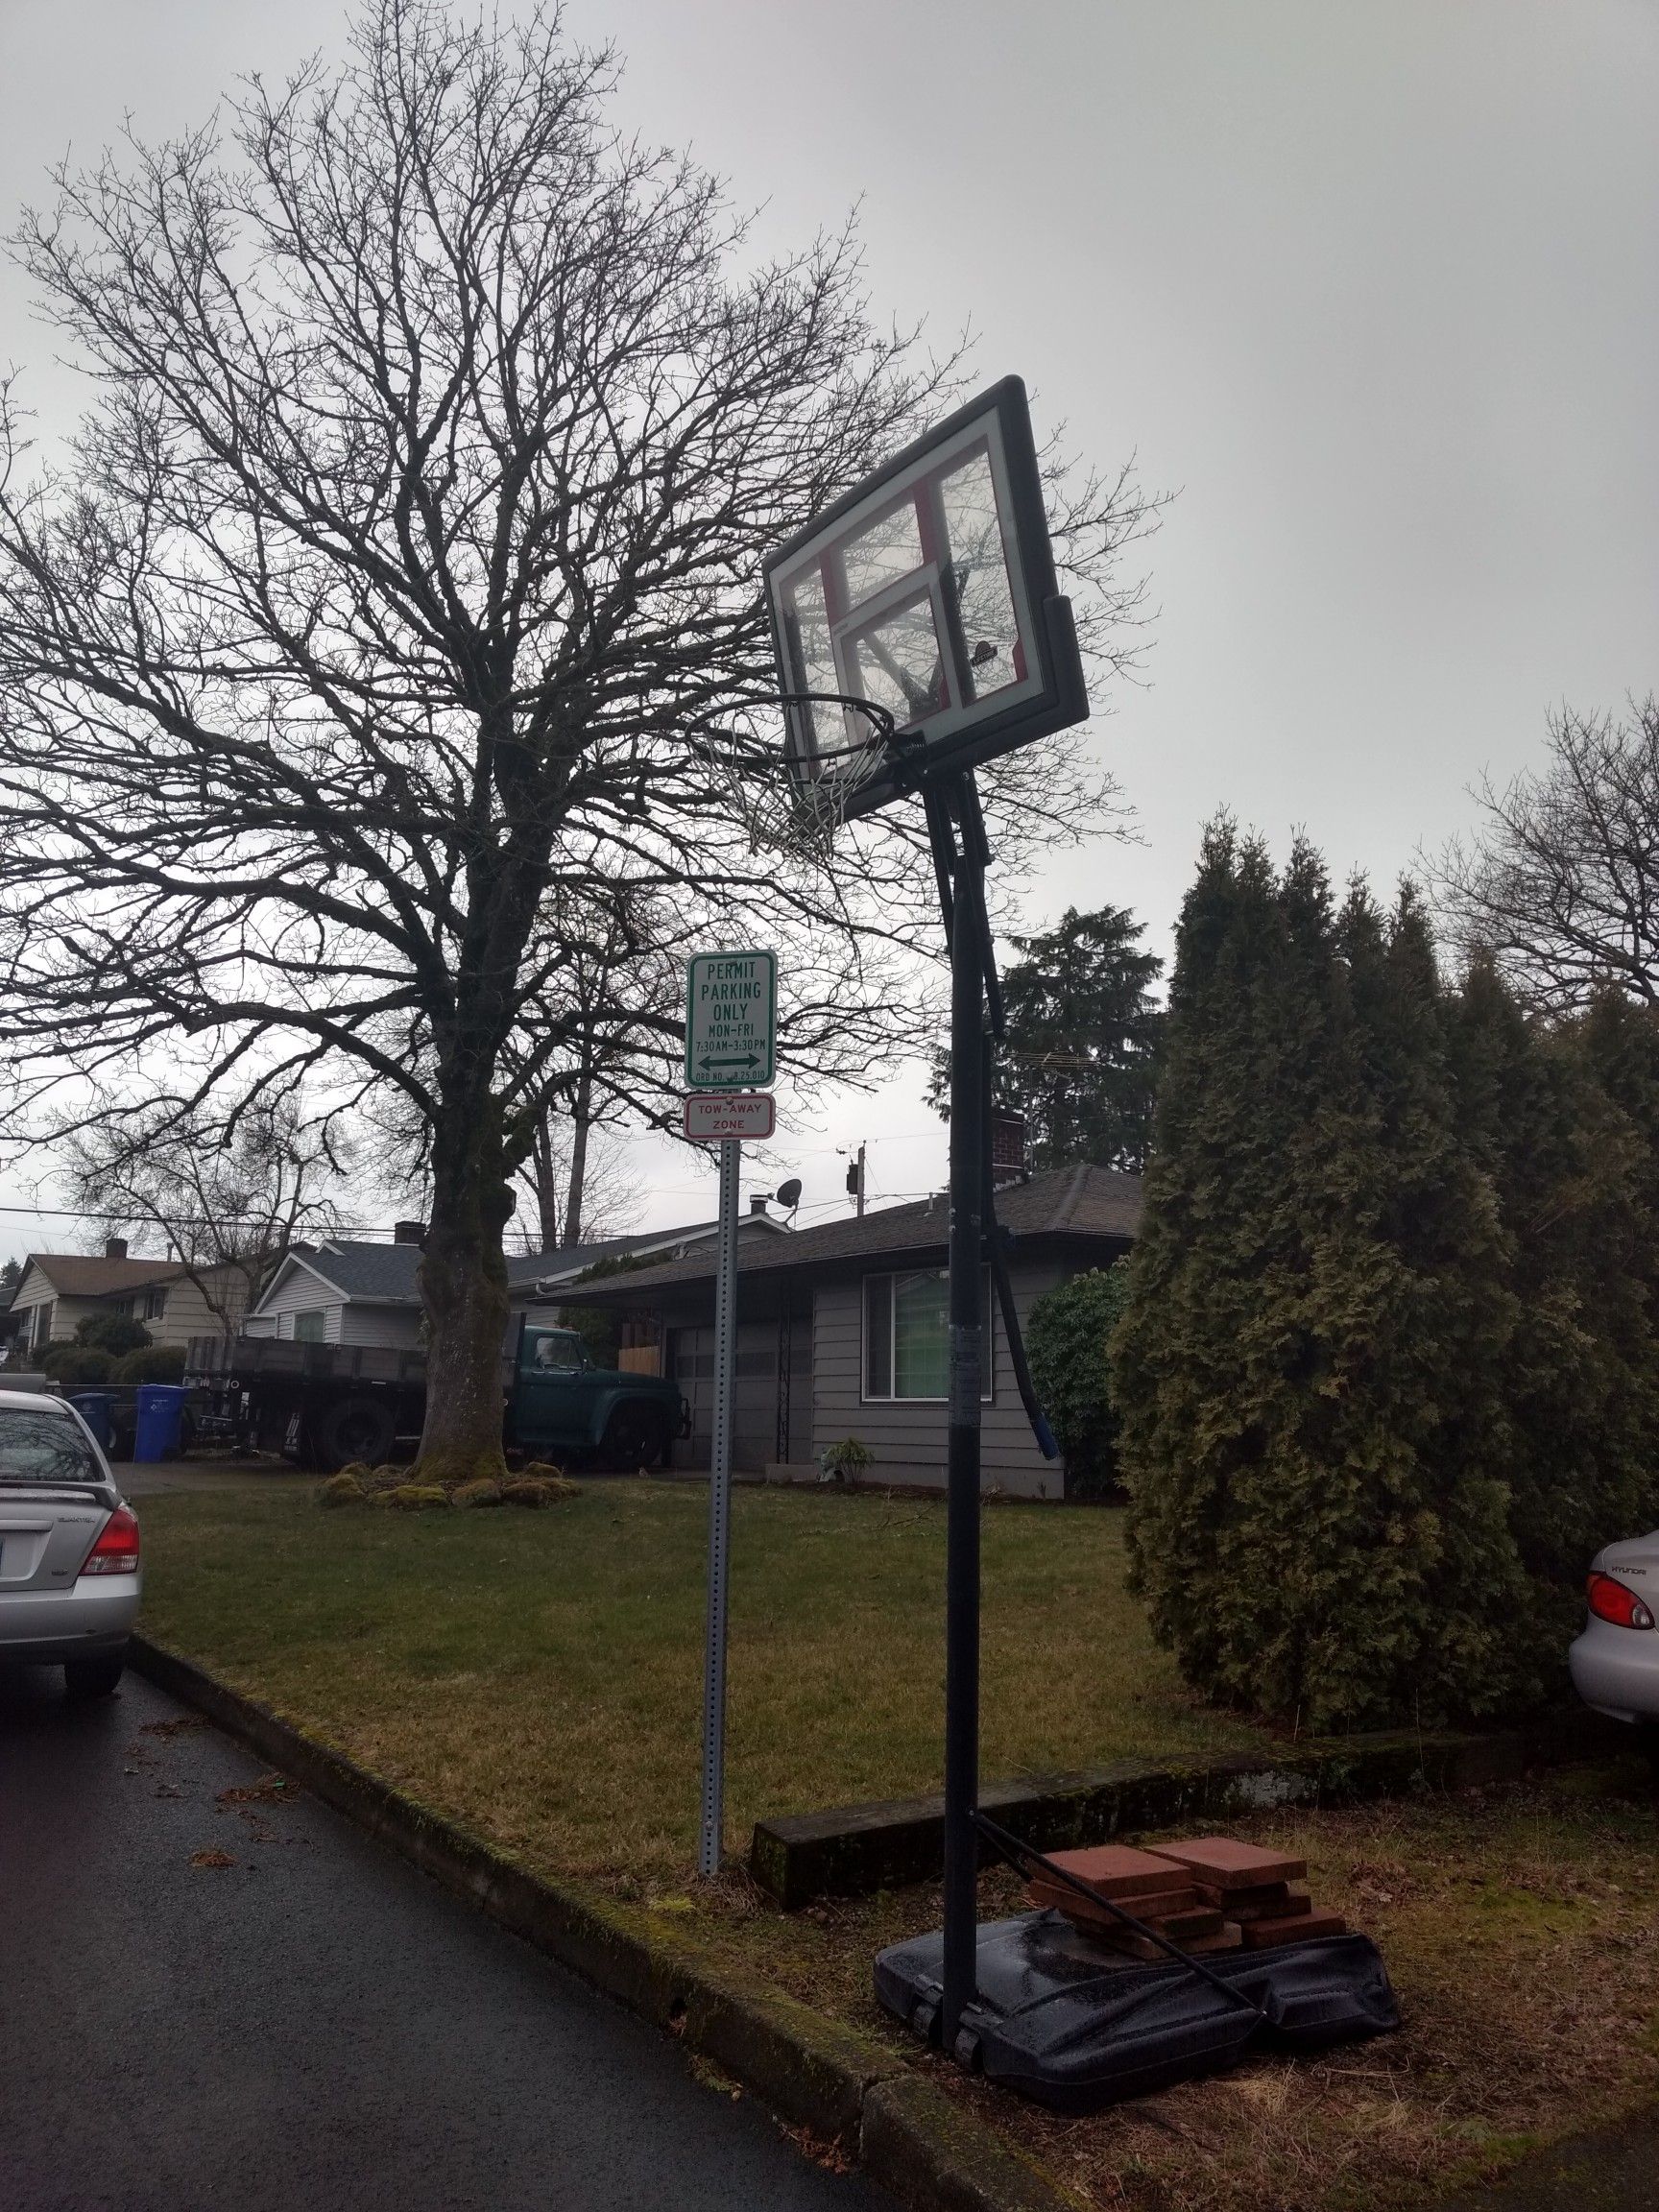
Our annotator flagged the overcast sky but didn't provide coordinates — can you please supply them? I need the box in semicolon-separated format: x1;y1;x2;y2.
1;0;1654;1262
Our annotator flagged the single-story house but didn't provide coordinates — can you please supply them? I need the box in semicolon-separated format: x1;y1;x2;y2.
3;1239;254;1355
243;1209;793;1352
572;1163;1142;1500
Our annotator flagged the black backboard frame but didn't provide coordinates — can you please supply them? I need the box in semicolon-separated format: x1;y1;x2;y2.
763;375;1090;820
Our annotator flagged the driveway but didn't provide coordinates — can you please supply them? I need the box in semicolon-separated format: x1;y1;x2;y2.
0;1667;882;2212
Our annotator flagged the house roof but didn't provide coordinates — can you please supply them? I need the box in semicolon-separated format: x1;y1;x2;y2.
570;1165;1143;1305
20;1253;188;1298
250;1215;791;1316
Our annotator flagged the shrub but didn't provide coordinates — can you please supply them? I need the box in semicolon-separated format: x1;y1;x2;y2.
452;1478;506;1508
75;1312;154;1356
111;1343;187;1384
317;1472;368;1508
501;1475;578;1507
1025;1266;1131;1500
40;1342;114;1386
819;1436;871;1482
372;1483;451;1511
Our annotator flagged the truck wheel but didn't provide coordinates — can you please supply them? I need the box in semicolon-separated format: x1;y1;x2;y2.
602;1402;668;1472
315;1396;397;1473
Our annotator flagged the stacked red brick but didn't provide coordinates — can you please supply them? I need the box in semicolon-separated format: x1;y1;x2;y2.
1026;1836;1346;1957
1151;1837;1345;1948
1025;1843;1242;1960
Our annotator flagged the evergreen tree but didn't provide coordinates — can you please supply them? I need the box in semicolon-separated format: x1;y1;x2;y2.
929;904;1163;1170
1115;833;1533;1728
1452;976;1659;1641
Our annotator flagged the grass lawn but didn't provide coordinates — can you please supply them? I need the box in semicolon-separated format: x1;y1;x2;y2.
135;1479;1259;1884
135;1477;1659;2211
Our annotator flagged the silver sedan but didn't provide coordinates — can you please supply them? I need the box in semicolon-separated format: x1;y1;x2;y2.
0;1388;142;1697
1569;1531;1659;1732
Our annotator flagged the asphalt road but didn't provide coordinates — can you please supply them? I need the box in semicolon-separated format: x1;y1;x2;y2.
0;1666;883;2212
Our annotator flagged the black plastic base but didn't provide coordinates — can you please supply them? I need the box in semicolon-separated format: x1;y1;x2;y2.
875;1911;1400;2112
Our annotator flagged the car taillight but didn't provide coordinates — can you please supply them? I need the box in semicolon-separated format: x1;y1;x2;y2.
81;1505;141;1576
1587;1571;1654;1630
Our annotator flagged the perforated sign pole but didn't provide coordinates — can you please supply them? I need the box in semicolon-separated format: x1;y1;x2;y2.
698;1133;741;1878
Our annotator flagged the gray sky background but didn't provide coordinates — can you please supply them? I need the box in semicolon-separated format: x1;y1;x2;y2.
1;0;1655;1262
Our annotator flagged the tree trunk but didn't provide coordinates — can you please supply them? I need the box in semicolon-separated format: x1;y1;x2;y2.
416;1093;515;1486
564;1070;593;1248
530;1112;563;1251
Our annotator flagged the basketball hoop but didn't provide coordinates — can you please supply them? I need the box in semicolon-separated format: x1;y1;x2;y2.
756;376;1090;2062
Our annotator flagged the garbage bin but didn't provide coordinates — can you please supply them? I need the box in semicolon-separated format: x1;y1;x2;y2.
132;1383;189;1463
69;1391;116;1451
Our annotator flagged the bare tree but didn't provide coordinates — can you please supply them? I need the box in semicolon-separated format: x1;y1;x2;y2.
1431;699;1659;1011
0;1;1154;1479
59;1094;349;1339
516;1110;641;1253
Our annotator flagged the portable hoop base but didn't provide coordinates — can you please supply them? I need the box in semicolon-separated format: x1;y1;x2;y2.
876;1913;1400;2112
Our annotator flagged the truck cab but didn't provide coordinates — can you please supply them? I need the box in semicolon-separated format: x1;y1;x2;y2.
509;1326;688;1471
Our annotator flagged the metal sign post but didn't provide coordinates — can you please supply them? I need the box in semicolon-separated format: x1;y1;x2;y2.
698;1131;741;1878
688;949;778;1880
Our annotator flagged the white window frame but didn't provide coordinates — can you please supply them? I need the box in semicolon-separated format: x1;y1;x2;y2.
860;1266;994;1405
292;1309;326;1342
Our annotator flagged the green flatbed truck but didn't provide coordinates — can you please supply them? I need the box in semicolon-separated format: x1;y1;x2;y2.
183;1320;689;1474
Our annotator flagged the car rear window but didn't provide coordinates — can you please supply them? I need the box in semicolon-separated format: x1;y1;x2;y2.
0;1408;107;1486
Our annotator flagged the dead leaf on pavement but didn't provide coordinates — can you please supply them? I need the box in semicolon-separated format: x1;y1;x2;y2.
189;1849;235;1869
217;1774;296;1805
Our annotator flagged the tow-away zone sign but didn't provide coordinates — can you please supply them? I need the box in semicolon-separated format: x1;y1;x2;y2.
684;1092;776;1142
684;950;777;1089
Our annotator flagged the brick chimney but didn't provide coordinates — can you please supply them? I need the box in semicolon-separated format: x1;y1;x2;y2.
105;1236;129;1261
392;1220;426;1247
749;1193;769;1217
990;1111;1027;1187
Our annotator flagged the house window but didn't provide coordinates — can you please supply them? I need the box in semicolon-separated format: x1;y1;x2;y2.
862;1268;994;1402
33;1301;55;1351
141;1286;168;1322
293;1310;325;1341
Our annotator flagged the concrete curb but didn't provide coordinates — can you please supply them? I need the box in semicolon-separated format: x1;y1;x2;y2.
753;1718;1605;1910
128;1634;1079;2212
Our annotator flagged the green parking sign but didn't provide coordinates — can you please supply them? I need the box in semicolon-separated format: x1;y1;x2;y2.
684;950;776;1089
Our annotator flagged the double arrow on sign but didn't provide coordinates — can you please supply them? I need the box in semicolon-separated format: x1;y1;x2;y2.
695;1052;765;1073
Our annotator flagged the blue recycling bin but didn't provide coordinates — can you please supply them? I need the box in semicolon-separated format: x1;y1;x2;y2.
132;1383;188;1463
69;1391;116;1451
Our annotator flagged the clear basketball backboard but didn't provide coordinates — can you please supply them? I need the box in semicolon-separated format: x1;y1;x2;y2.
763;376;1088;820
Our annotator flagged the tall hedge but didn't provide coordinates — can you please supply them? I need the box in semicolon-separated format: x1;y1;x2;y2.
1112;823;1659;1731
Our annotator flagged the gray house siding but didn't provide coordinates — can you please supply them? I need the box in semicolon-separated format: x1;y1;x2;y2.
337;1303;424;1351
809;1261;1067;1500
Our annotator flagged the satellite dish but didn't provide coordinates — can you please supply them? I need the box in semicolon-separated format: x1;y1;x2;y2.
775;1178;803;1213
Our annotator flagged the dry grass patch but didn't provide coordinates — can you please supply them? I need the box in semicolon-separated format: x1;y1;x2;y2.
686;1782;1659;2212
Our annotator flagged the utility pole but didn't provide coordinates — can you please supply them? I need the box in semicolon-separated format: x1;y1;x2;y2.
845;1142;866;1218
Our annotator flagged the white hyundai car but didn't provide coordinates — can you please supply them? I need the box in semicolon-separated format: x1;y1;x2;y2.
0;1389;142;1697
1569;1532;1659;1733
